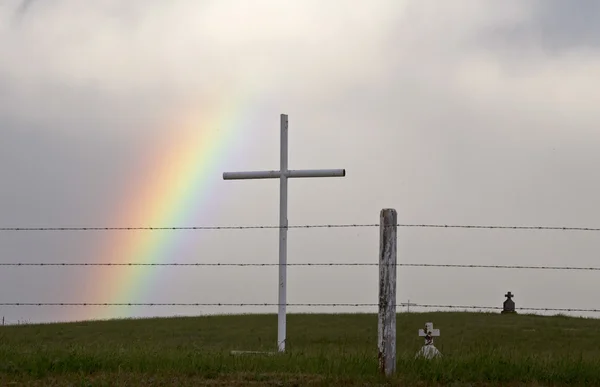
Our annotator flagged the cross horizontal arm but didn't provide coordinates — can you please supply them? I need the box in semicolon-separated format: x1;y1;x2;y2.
223;169;345;180
288;169;346;178
419;329;440;336
223;170;282;180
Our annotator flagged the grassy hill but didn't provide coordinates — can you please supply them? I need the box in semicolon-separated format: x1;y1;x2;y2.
1;312;599;386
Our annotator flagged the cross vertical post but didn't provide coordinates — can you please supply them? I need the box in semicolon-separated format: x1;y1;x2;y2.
223;114;346;353
278;114;288;353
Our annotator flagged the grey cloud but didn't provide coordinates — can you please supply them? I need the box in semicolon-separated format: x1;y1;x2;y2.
529;0;600;51
0;122;136;227
15;0;36;17
481;0;600;54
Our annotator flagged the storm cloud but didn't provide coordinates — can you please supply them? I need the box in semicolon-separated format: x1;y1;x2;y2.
1;0;599;324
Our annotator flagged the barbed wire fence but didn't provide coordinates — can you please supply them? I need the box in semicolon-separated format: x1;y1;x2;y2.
1;262;599;270
3;223;600;231
0;302;597;314
3;209;600;375
1;219;600;315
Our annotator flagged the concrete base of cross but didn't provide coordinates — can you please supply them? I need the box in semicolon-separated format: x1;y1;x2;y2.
415;344;442;359
230;350;277;356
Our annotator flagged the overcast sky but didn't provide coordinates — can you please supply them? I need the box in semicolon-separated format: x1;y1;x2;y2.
1;0;600;325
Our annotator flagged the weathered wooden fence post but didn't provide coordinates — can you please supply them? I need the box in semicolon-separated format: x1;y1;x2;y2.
378;208;397;376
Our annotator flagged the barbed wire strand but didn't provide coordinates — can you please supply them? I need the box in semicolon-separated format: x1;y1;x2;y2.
1;262;599;271
0;302;597;313
2;223;600;231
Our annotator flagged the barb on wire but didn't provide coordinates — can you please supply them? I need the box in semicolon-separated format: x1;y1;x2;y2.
0;302;598;313
2;223;600;231
1;262;599;271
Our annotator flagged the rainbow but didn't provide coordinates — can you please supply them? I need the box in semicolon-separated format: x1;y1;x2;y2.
78;89;264;321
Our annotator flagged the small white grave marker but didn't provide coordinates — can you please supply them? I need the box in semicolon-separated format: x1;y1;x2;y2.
416;322;442;359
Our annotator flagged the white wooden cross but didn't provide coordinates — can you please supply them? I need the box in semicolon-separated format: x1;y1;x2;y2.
416;322;442;359
223;114;346;353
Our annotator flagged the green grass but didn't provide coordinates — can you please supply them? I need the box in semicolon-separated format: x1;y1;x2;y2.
1;312;599;386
